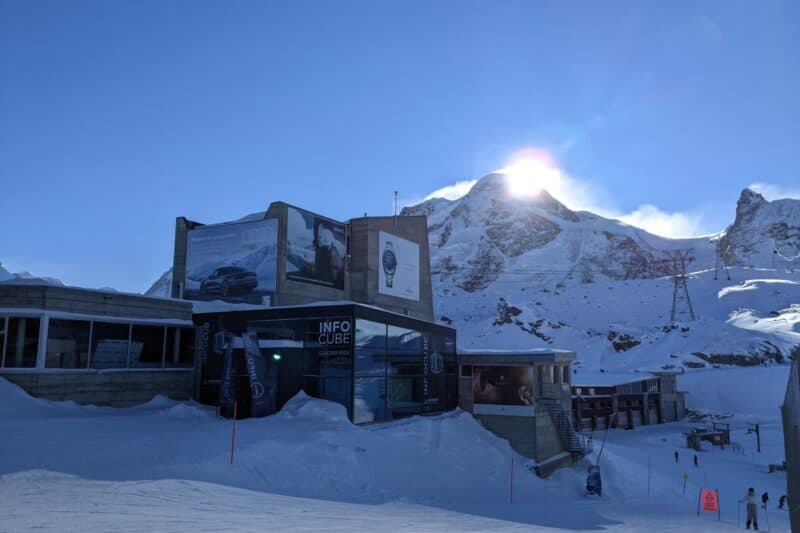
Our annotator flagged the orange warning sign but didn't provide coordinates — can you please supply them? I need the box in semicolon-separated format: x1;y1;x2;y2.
701;489;719;512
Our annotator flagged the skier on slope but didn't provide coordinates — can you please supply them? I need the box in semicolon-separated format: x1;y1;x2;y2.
739;488;759;530
761;491;769;509
779;494;786;509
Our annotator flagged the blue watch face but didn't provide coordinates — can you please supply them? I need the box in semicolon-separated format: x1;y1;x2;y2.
382;249;397;272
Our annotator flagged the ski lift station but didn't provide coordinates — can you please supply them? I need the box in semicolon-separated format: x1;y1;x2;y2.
0;200;681;474
572;371;687;431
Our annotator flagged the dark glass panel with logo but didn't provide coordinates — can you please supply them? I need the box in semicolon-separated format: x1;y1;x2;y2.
193;304;457;424
240;316;354;416
354;320;387;423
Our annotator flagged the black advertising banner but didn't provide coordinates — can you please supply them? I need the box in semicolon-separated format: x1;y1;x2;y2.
472;366;534;406
421;333;444;413
242;331;272;417
219;333;237;418
286;206;346;290
185;219;278;304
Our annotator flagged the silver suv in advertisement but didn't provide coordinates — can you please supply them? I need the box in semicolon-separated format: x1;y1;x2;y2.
200;266;258;297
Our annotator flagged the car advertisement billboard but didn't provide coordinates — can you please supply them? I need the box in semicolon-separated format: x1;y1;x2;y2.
378;231;419;301
184;218;278;304
472;366;533;406
286;206;346;290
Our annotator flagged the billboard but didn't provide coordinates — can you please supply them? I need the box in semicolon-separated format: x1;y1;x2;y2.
184;218;278;304
378;231;419;301
286;206;346;290
472;366;533;406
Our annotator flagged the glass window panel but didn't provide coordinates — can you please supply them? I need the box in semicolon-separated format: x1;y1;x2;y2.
446;374;458;409
178;328;195;367
90;322;130;369
0;316;6;366
130;325;165;368
165;327;196;368
354;320;386;423
46;319;90;368
387;325;423;419
4;317;39;368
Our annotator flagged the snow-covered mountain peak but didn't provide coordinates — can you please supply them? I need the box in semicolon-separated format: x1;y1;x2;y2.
721;187;800;267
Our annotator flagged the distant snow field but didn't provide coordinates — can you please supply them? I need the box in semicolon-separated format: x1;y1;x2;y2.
0;364;793;532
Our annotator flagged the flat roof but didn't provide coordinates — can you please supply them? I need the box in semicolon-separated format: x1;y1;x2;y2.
192;299;455;333
571;372;652;387
458;348;576;365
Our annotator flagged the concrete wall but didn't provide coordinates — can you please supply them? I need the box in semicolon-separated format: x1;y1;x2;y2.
171;217;188;298
349;216;434;321
534;411;564;462
474;414;538;458
0;285;193;320
1;371;195;407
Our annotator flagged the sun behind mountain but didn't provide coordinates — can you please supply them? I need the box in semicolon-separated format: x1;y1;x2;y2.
498;149;564;198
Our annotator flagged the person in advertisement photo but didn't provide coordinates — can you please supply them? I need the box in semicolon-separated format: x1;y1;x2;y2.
473;366;533;406
314;220;345;288
286;207;346;290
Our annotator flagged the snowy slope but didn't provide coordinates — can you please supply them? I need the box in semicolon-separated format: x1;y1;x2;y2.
0;368;793;532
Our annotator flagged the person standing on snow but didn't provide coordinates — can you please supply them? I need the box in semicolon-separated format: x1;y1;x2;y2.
674;450;679;463
779;494;786;509
740;488;759;530
761;491;768;509
693;454;698;467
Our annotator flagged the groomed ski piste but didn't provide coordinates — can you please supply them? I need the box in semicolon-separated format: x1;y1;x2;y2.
0;364;793;532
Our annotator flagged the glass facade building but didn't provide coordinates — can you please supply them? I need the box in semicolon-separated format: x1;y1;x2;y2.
194;303;457;423
0;313;196;371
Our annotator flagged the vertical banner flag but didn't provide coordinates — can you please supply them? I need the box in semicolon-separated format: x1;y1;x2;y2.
243;331;271;417
218;332;237;418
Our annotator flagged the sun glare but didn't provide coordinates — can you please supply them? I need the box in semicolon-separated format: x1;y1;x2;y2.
499;149;563;198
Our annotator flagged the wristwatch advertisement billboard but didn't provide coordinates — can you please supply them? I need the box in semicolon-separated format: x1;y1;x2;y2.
378;231;419;301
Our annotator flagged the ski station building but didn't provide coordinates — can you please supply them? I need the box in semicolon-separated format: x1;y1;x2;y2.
0;200;600;471
571;371;686;431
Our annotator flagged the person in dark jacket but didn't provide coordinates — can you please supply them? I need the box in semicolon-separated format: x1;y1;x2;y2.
674;450;679;463
779;494;786;509
761;491;769;509
693;454;698;467
740;488;758;530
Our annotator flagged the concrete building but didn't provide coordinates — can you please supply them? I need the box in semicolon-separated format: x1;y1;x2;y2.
171;202;434;321
0;284;196;406
457;350;590;476
572;372;686;431
782;357;800;533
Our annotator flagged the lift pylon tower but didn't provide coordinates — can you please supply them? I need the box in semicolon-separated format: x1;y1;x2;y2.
667;249;696;323
712;240;732;281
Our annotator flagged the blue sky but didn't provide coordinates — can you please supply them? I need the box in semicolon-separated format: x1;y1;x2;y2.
1;1;798;292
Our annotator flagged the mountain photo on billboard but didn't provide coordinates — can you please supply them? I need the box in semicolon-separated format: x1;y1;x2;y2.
285;206;346;290
184;219;278;304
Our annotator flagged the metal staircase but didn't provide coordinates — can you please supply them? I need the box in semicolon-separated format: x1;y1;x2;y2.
540;399;592;458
